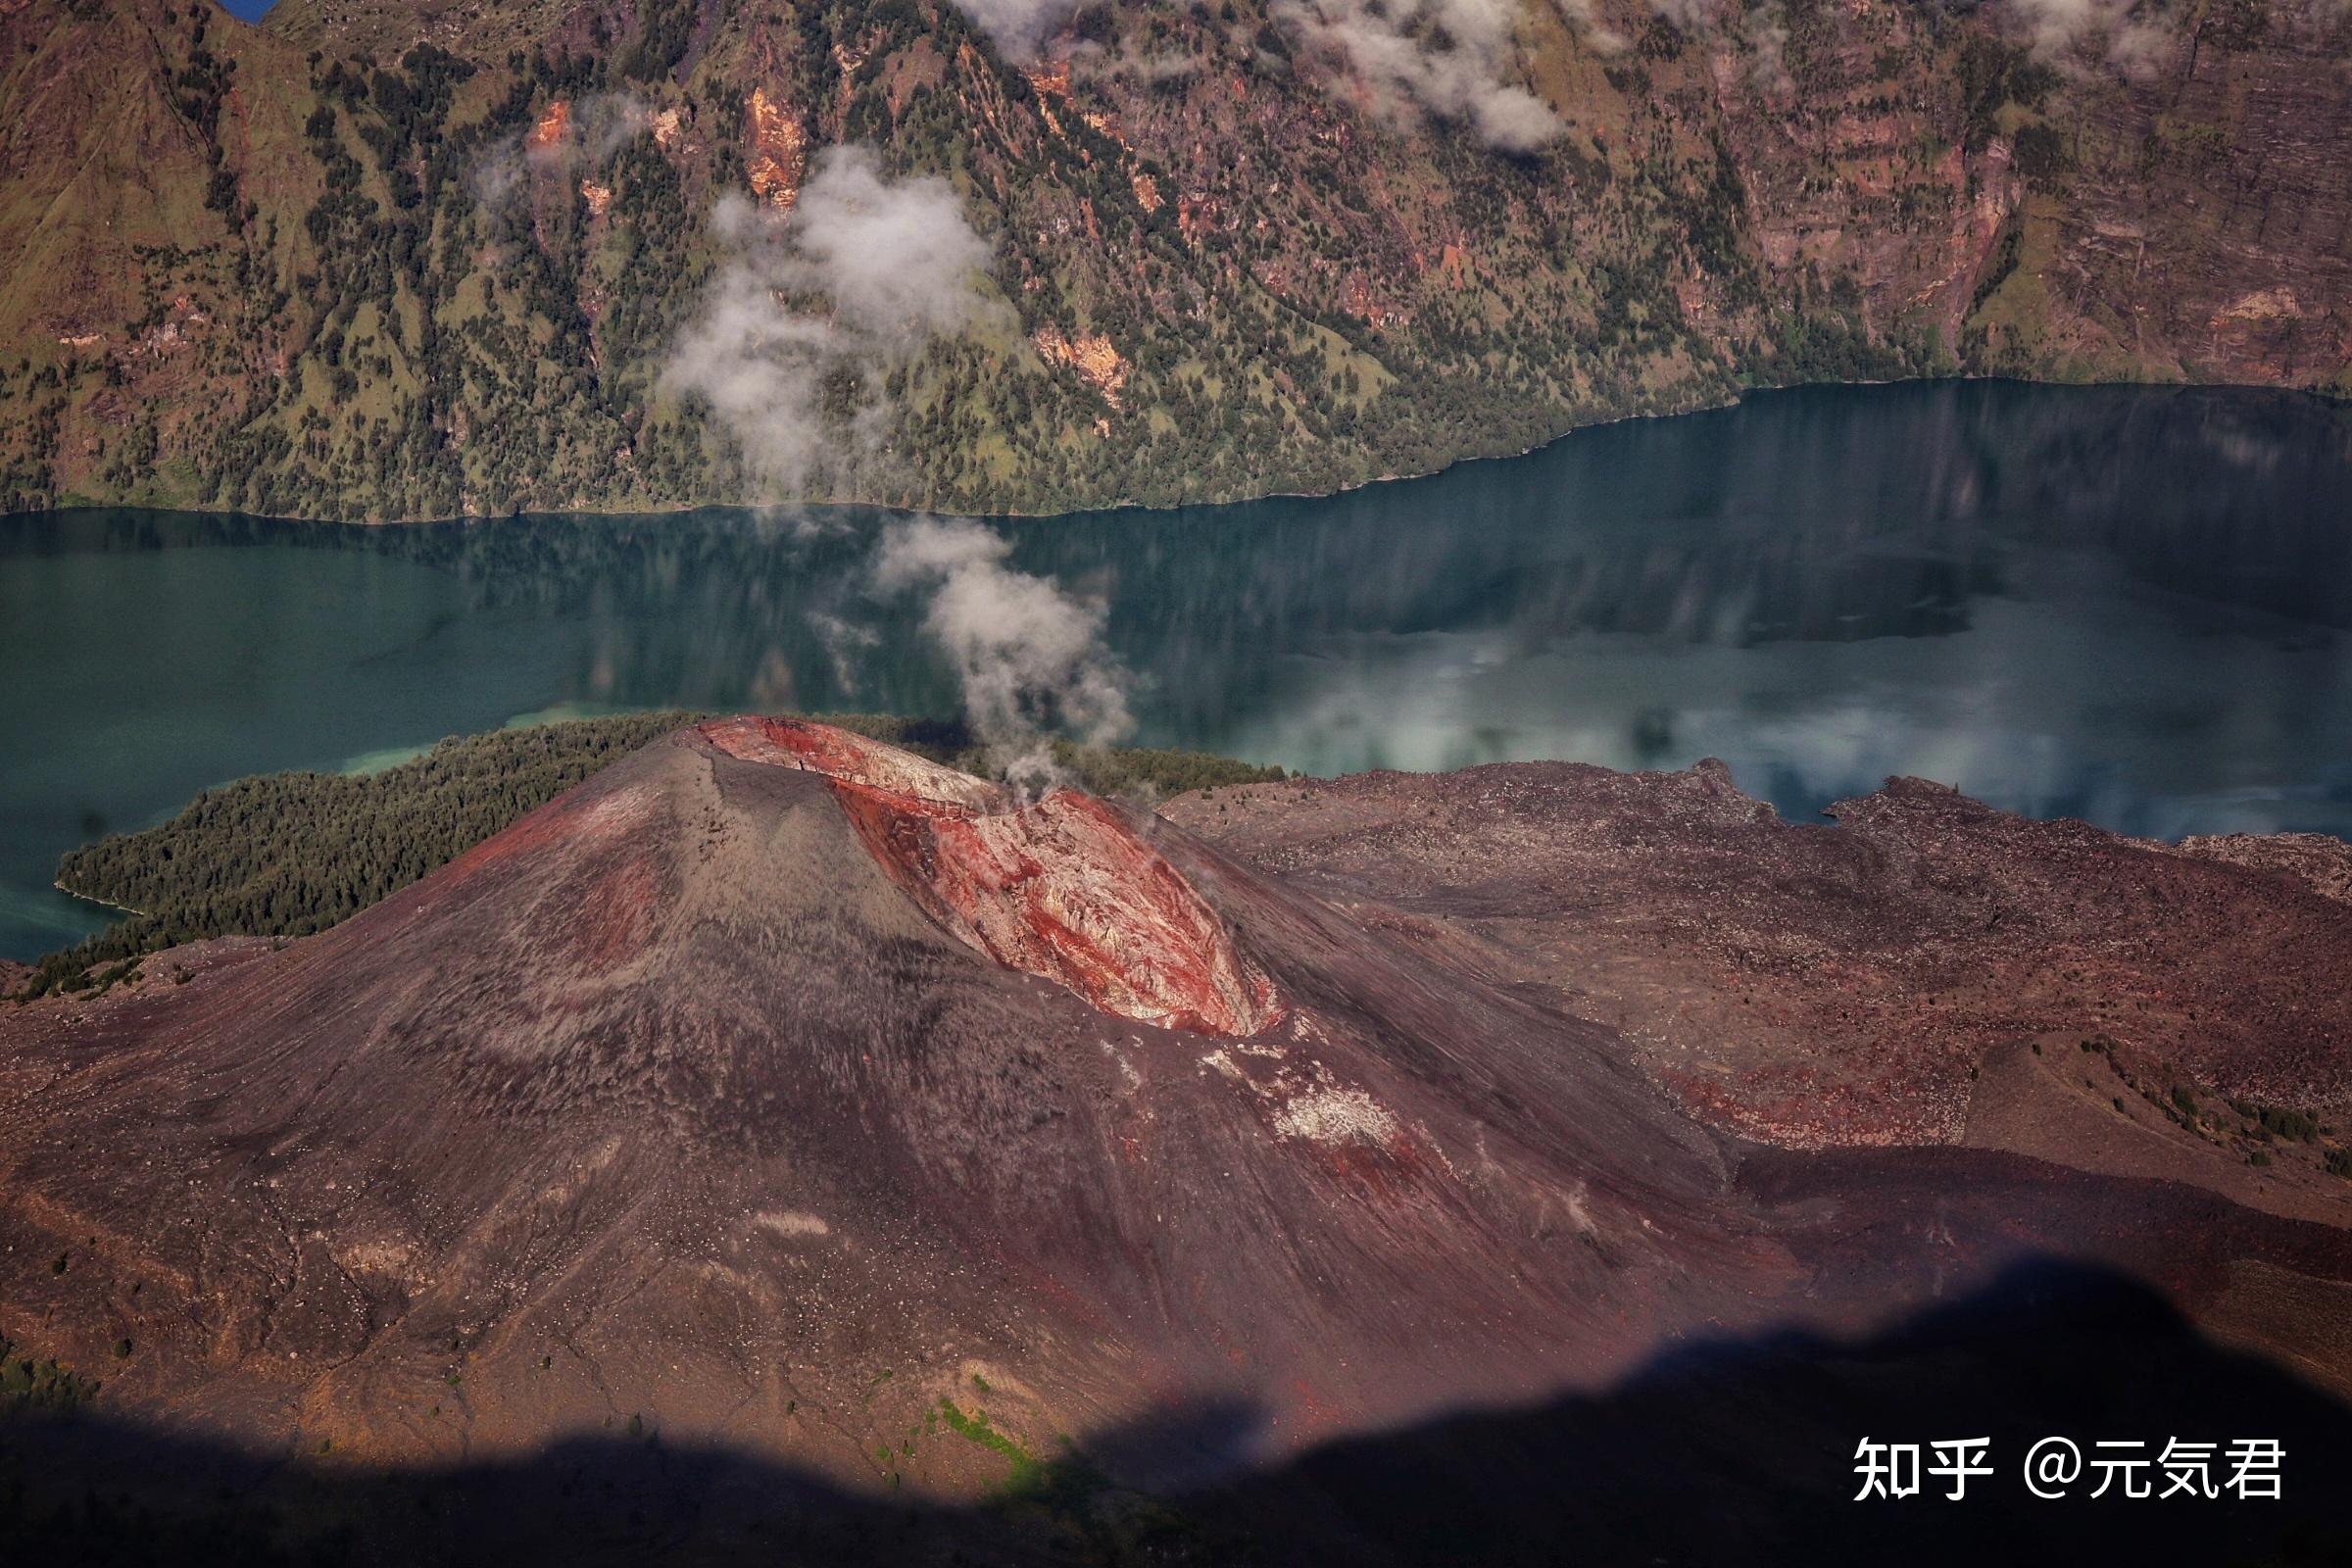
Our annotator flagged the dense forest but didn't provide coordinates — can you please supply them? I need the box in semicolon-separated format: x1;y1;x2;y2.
14;712;1286;999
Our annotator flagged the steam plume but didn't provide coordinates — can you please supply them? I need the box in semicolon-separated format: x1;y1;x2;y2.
870;516;1135;790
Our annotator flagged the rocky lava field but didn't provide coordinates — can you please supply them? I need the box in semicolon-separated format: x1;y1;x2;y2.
2;719;2350;1563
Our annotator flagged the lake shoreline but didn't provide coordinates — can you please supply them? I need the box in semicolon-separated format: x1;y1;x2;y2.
6;378;2346;961
21;373;2340;532
52;880;146;919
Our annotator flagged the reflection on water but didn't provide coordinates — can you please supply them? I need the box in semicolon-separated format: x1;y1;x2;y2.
3;379;2348;958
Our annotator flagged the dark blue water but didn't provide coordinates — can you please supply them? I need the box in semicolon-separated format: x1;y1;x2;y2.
5;379;2349;959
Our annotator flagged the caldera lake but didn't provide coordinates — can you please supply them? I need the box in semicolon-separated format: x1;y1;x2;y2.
4;378;2350;960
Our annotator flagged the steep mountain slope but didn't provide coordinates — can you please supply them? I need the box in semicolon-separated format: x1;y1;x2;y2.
2;719;2350;1524
0;721;1746;1482
0;0;2344;519
0;0;324;508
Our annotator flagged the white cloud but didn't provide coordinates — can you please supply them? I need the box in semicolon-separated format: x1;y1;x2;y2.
1273;0;1566;151
945;0;1089;61
1643;0;1721;27
1550;0;1630;52
784;150;1005;343
663;147;1005;499
1741;0;1790;92
2000;0;2185;74
943;0;1561;151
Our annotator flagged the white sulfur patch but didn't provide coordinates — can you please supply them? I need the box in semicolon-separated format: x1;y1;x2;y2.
1100;1037;1145;1093
1272;1086;1400;1148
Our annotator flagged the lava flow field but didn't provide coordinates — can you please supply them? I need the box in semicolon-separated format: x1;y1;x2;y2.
2;719;2349;1565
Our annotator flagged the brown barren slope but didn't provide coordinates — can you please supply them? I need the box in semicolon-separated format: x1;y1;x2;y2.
1167;761;2352;1156
0;722;2349;1515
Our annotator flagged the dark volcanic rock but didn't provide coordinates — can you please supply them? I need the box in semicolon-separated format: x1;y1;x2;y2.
1168;760;2352;1153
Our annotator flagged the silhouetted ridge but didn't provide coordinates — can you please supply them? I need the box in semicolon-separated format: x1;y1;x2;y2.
3;1261;2348;1566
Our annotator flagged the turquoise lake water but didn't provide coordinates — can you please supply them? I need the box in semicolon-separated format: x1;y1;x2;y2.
4;379;2348;959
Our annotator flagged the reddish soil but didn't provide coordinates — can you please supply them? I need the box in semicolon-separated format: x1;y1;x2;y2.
1167;761;2352;1157
0;723;2346;1509
702;717;1278;1034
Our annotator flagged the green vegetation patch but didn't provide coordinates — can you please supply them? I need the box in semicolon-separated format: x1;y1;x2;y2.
0;1334;101;1419
930;1397;1120;1534
1050;741;1287;800
17;711;713;998
936;1399;1047;1494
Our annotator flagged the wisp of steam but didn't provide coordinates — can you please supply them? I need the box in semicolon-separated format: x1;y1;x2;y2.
869;516;1135;794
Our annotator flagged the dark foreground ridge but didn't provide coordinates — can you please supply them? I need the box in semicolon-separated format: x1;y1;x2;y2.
5;1260;2350;1566
3;720;2350;1564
